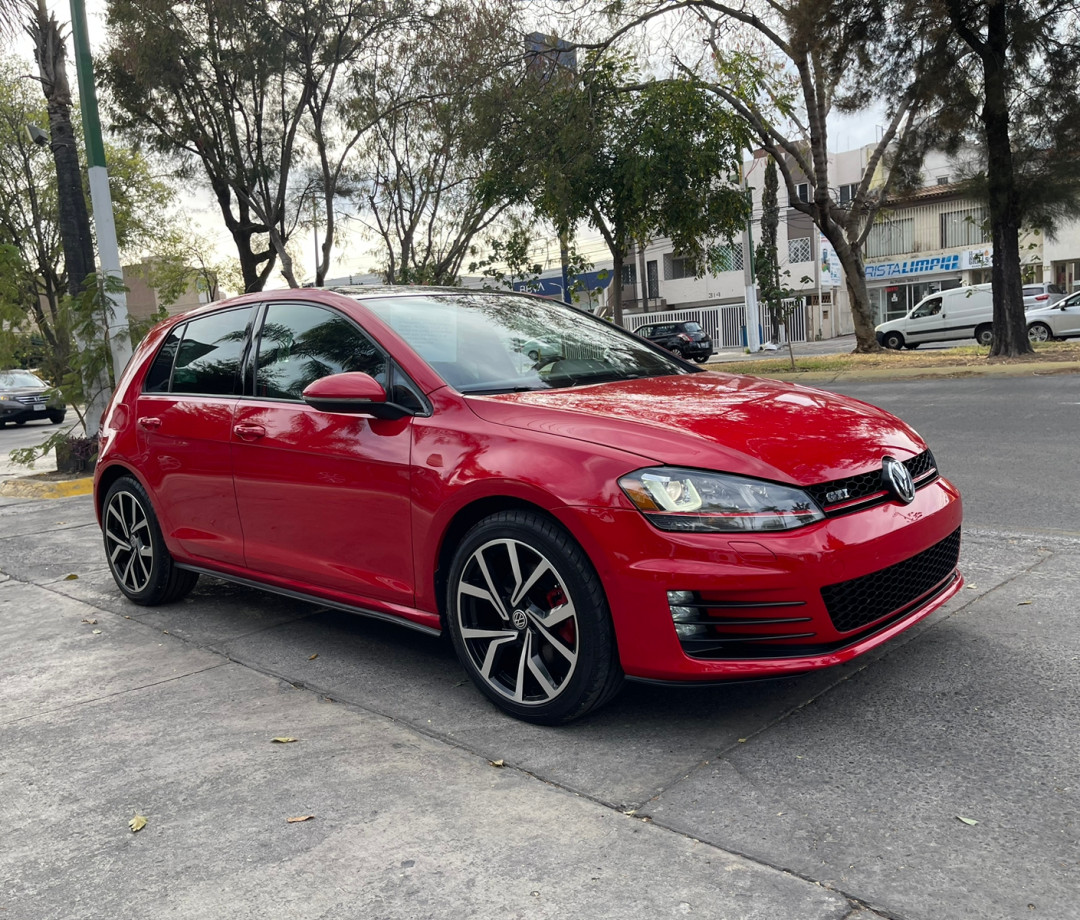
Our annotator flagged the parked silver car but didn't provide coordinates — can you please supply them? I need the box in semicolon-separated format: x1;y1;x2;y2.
1026;292;1080;341
1022;282;1066;309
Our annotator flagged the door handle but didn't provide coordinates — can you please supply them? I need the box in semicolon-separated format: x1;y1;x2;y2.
138;417;162;431
233;423;266;441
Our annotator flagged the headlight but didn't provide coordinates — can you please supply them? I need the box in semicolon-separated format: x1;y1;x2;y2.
618;467;825;533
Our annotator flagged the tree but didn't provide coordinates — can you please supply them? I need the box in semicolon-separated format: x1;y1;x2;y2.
102;0;409;292
919;0;1080;356
357;0;524;284
598;0;953;350
489;58;750;325
0;53;187;380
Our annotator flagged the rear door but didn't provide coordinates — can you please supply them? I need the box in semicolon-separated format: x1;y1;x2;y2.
230;301;418;607
136;306;255;566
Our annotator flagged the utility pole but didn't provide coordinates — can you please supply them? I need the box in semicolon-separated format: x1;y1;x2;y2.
70;0;132;392
742;179;761;353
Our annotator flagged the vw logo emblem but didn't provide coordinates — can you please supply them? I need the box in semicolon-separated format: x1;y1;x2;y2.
881;456;916;505
512;609;529;630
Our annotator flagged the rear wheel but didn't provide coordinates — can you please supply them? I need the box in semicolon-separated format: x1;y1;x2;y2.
975;323;994;347
1028;322;1053;343
102;475;199;605
446;510;623;724
692;354;709;363
48;410;66;424
882;331;904;350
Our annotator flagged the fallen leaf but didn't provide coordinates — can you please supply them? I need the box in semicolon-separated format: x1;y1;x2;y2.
271;737;299;744
489;759;505;768
82;618;97;625
64;574;78;581
956;815;978;826
92;629;102;635
287;815;315;823
129;814;147;833
308;653;318;660
737;738;747;743
1017;601;1033;606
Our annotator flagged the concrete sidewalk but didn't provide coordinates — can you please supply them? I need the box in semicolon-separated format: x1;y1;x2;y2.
2;486;1079;920
0;492;859;920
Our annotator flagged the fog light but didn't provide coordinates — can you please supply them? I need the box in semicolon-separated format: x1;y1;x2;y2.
668;590;706;639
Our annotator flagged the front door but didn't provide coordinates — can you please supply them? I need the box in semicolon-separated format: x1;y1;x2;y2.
231;301;415;607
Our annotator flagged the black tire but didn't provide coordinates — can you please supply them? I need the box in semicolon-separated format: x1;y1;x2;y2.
527;349;540;362
14;419;26;426
692;354;709;363
1028;322;1053;343
446;510;623;724
975;323;994;347
102;475;199;605
48;410;66;424
883;331;904;350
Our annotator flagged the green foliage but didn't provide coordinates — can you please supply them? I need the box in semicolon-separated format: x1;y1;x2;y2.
469;220;544;290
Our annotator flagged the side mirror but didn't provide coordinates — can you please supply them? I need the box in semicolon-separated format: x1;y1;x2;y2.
301;372;411;420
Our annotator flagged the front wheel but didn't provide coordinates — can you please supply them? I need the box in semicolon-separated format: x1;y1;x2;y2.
882;331;904;350
102;475;199;605
446;510;623;724
48;410;66;424
975;324;994;347
692;354;709;364
1028;322;1053;343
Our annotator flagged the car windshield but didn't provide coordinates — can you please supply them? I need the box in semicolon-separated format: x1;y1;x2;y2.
0;370;47;389
361;292;692;393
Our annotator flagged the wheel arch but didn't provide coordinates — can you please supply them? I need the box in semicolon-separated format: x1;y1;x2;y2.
432;496;609;633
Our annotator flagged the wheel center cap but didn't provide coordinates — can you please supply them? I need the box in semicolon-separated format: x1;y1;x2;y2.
512;609;528;630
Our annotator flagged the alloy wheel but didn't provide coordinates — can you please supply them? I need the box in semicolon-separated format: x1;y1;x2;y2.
104;490;155;594
455;538;579;706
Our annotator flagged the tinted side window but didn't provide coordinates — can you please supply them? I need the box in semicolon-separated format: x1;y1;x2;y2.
171;308;254;396
255;302;387;400
144;326;183;393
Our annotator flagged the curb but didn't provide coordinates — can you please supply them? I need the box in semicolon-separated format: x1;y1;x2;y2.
707;360;1080;383
0;477;94;500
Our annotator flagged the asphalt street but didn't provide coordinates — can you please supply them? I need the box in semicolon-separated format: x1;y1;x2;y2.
1;372;1078;920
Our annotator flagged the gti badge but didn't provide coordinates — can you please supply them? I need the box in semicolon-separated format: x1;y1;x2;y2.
881;455;916;504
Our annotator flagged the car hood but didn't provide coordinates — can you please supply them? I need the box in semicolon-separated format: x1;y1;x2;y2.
0;386;47;398
466;373;927;485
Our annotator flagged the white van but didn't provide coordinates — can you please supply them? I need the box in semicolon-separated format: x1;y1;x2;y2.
875;284;994;349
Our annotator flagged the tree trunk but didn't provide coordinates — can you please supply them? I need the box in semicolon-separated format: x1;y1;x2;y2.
982;2;1032;357
828;229;880;352
31;11;94;299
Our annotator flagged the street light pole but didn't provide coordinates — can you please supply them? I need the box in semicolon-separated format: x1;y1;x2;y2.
69;0;132;384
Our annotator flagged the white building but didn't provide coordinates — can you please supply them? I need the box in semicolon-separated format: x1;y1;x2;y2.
618;144;1080;345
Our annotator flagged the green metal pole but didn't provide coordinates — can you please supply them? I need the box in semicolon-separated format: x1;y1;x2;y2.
68;0;132;387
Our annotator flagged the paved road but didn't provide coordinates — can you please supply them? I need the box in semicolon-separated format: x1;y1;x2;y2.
2;375;1078;920
825;375;1080;537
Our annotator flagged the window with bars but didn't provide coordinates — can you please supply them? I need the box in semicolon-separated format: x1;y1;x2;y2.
941;207;990;248
838;183;860;206
788;237;812;262
621;263;636;285
663;253;696;280
865;218;915;258
711;244;744;273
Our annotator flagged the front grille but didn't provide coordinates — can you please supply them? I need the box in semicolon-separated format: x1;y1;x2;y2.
821;528;961;633
15;395;44;405
806;450;938;516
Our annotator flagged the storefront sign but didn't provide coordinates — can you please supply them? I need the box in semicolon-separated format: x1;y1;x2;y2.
819;235;842;287
865;253;960;279
960;247;993;269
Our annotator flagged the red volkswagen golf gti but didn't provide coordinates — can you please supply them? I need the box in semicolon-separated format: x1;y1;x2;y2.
94;288;963;723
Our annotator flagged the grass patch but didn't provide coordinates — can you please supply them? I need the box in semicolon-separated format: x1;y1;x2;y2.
706;341;1080;376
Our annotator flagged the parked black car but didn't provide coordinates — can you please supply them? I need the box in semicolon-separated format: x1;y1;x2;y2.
0;369;66;427
635;321;713;363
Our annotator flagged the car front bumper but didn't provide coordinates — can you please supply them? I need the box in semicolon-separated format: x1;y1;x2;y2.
563;475;963;682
